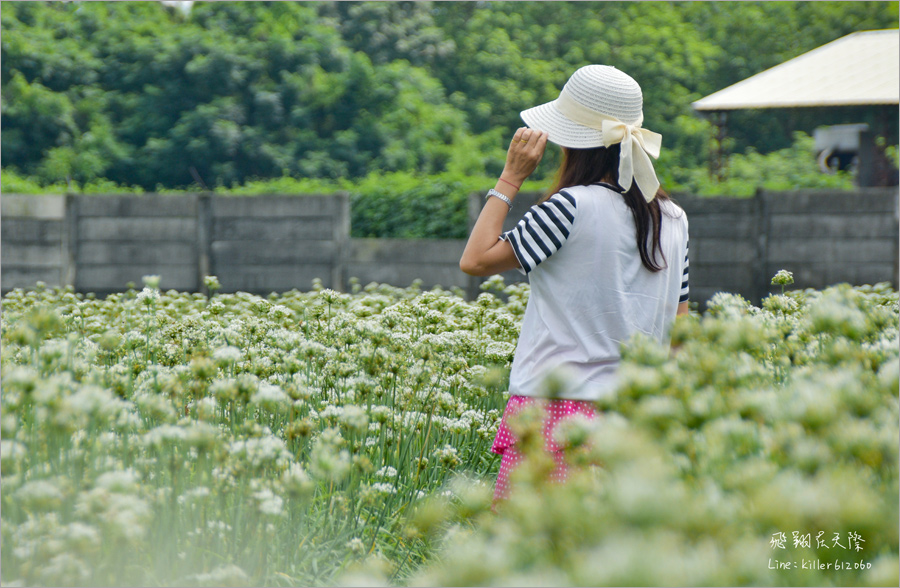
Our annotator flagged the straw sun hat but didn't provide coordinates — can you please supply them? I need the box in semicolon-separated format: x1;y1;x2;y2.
520;65;663;201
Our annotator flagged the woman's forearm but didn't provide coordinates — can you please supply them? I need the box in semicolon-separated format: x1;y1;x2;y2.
459;128;548;276
459;180;519;275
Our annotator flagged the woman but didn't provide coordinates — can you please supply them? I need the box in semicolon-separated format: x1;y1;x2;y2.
459;65;690;503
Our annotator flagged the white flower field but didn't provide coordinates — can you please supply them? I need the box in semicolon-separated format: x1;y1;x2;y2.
1;274;897;586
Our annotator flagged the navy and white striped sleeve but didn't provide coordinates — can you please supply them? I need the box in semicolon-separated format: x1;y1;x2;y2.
499;190;577;274
679;238;690;303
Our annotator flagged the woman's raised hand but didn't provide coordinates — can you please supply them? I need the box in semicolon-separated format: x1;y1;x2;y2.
501;127;549;188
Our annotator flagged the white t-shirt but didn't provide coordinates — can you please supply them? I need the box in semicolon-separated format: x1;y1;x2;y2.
499;182;689;401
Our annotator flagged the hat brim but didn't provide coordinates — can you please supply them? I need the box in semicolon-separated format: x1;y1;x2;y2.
520;100;605;149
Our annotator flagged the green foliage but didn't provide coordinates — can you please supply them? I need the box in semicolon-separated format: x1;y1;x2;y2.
1;167;65;193
2;1;896;193
676;132;856;197
1;167;164;195
882;141;899;169
0;278;532;586
349;172;471;239
344;280;900;587
2;276;898;586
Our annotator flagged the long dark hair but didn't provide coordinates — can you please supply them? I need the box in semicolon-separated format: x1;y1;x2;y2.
543;144;671;272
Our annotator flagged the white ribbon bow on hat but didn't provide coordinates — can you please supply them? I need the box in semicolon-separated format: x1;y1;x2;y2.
554;90;662;202
600;119;662;201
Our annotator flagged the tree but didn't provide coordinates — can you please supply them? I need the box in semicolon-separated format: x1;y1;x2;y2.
1;1;896;191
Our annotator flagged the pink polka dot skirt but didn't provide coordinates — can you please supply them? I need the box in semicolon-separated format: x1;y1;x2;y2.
491;394;598;505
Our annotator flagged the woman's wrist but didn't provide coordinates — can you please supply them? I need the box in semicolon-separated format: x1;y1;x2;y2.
500;167;527;186
498;176;521;191
494;174;522;199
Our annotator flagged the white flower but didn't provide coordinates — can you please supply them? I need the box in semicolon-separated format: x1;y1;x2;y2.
210;378;239;402
14;479;65;511
268;304;293;320
339;405;369;434
182;421;220;450
763;294;799;314
177;486;211;506
181;564;249;586
95;469;140;493
142;425;186;448
141;275;161;289
1;440;28;465
320;404;344;419
53;384;127;431
253;488;285;517
75;490;152;543
370;405;393;423
228;435;291;469
4;365;39;394
212;345;242;365
448;418;470;435
43;552;92;584
433;444;460;467
64;521;101;552
196;396;217;421
346;537;366;555
281;463;313;496
135;393;177;423
136;287;160;305
250;382;289;413
706;292;753;318
371;482;397;495
771;269;794;286
484;341;516;362
375;465;398;479
309;429;351;482
203;275;221;291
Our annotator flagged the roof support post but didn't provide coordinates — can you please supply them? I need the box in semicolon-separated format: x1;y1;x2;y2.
709;111;728;182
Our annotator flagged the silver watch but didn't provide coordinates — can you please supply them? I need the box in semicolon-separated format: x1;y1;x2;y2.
486;188;513;210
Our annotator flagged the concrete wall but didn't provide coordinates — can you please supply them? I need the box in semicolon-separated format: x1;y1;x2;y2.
348;238;470;293
208;194;349;294
677;194;763;305
762;189;899;296
1;195;67;290
72;194;199;294
2;189;897;304
2;193;350;298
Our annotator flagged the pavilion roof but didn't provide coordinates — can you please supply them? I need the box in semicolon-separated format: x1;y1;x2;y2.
692;29;899;111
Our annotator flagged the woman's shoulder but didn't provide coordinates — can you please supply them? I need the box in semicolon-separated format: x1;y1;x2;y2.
554;182;620;192
660;197;687;217
552;183;621;204
659;198;689;232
